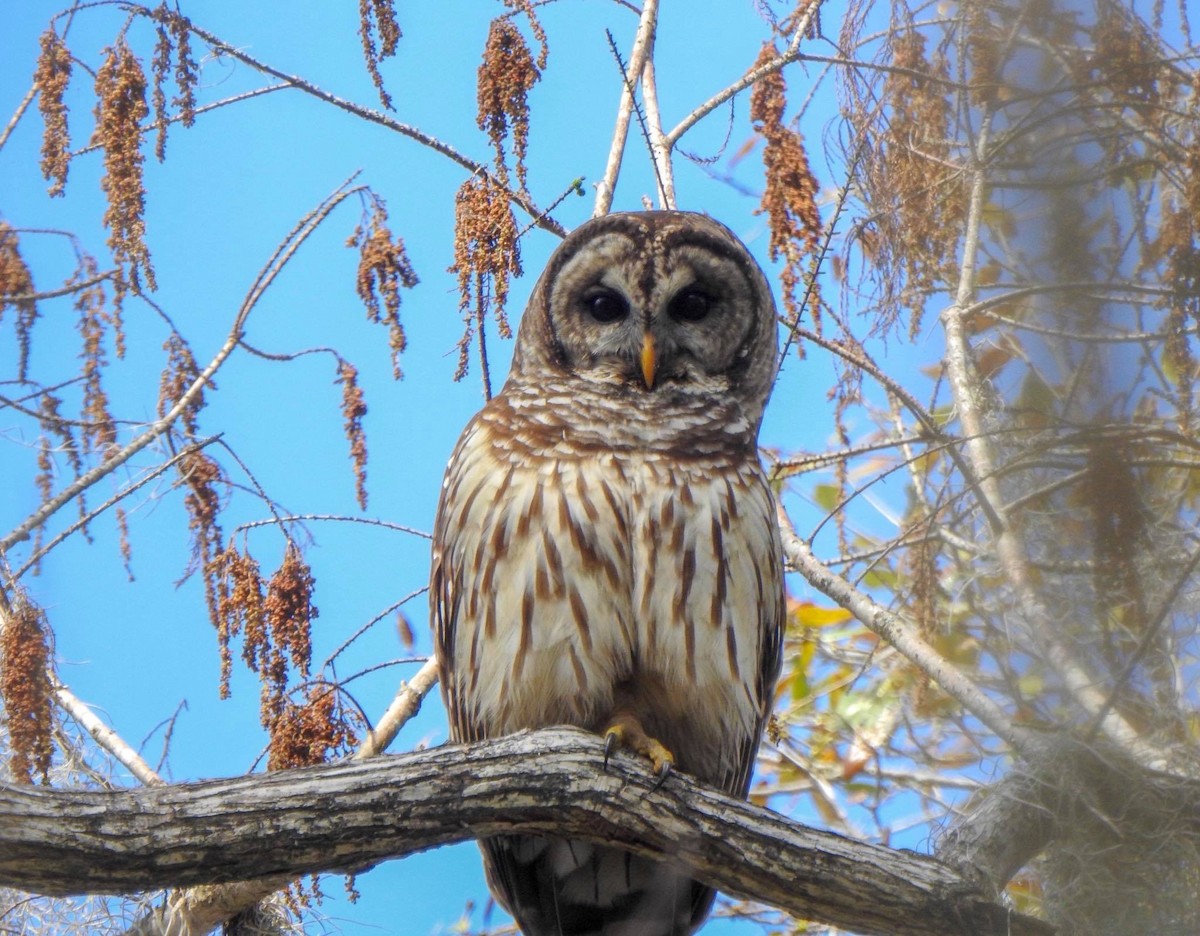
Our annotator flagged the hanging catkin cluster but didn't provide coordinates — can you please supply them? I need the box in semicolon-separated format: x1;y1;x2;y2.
750;41;823;329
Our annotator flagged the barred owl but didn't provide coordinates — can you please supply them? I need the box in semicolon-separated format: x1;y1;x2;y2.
431;210;785;935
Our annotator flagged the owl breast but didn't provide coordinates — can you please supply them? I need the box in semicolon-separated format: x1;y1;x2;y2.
433;387;782;795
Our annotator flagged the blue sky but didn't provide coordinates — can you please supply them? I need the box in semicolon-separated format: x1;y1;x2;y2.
0;2;870;933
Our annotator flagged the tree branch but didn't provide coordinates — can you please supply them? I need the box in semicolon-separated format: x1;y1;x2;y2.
776;504;1040;759
1;728;1051;936
351;655;439;760
0;181;353;556
663;1;816;148
639;56;676;209
939;119;1146;753
594;0;659;216
148;9;566;237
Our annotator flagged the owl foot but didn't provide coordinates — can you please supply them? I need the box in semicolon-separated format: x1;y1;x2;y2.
602;715;674;788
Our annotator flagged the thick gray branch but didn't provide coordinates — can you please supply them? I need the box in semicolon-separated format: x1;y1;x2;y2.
937;734;1200;897
1;729;1048;936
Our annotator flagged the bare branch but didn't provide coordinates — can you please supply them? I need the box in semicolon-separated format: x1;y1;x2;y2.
1;268;116;303
0;85;37;153
938;120;1146;751
150;10;566;237
234;514;430;540
776;503;1037;757
664;2;817;147
0;182;354;556
0;728;1052;936
594;0;659;216
51;681;163;787
352;656;440;760
11;436;220;582
639;56;675;209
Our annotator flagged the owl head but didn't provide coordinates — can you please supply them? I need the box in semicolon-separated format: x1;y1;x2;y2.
508;211;780;430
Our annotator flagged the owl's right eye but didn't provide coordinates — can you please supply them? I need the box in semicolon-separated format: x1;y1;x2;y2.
582;289;629;324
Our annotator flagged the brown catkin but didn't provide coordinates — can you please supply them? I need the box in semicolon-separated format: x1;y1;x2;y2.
34;28;72;196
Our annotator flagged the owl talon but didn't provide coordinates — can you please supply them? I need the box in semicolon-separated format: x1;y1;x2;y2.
652;758;673;791
602;717;675;784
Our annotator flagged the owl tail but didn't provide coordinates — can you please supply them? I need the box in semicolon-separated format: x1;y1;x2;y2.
482;835;714;936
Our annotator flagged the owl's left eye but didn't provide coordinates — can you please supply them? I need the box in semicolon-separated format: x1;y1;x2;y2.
669;287;713;323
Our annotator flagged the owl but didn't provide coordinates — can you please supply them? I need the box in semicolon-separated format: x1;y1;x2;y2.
431;210;785;936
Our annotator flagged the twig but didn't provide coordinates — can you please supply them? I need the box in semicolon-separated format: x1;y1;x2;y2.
1;269;117;303
70;85;292;159
351;656;440;760
776;503;1037;758
594;0;659;216
234;514;430;539
11;436;220;582
0;85;36;153
664;1;818;147
1085;542;1200;743
0;180;352;555
769;432;932;477
322;586;429;671
154;10;566;237
0;389;140;428
790;325;1006;532
51;681;163;787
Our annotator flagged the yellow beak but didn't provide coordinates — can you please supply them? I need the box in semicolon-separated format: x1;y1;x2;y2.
640;333;657;390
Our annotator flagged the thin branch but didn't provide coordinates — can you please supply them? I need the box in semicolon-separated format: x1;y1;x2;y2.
51;681;163;787
1;269;117;303
776;503;1038;758
790;325;1007;531
0;388;141;428
323;587;429;671
351;656;440;760
234;514;431;539
664;1;816;147
962;280;1174;316
769;432;933;477
1085;542;1200;743
594;0;660;216
149;10;566;237
0;181;351;555
0;85;36;153
71;84;291;158
11;436;220;582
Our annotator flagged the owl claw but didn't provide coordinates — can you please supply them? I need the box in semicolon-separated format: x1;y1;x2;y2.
602;717;675;786
603;730;618;770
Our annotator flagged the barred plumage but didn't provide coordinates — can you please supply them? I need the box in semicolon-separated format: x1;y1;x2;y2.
432;211;785;936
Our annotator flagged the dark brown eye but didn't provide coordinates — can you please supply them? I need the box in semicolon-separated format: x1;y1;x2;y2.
584;289;629;324
670;287;713;323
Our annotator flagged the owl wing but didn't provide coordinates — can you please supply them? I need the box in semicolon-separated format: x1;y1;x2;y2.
431;406;636;746
738;469;786;797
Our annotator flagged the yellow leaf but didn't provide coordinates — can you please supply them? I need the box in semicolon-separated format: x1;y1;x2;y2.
791;601;853;628
813;483;840;511
977;261;1002;286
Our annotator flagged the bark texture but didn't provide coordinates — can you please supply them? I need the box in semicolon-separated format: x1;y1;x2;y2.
0;727;1053;936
